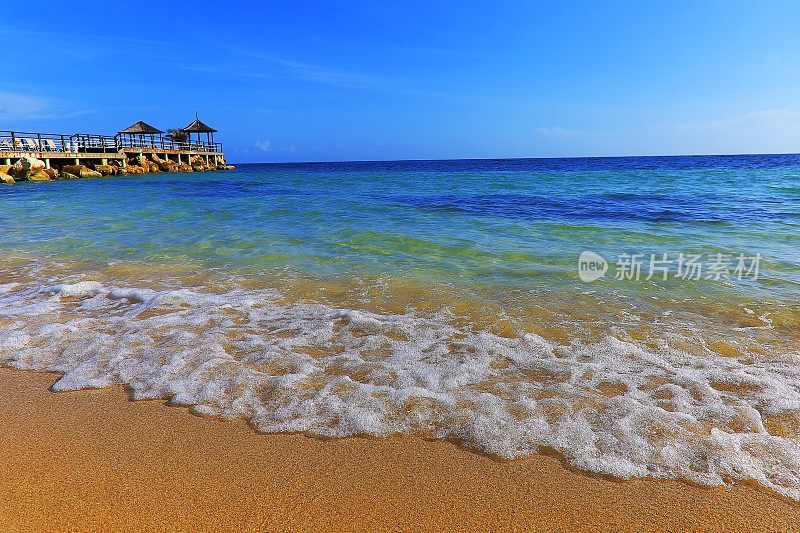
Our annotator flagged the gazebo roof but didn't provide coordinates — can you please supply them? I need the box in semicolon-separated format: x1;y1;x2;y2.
182;118;217;133
118;121;164;134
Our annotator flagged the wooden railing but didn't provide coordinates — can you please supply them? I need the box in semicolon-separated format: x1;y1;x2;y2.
0;130;223;154
0;130;78;153
113;134;223;153
72;134;118;152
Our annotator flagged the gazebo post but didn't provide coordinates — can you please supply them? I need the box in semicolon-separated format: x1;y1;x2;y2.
181;115;219;154
117;121;165;159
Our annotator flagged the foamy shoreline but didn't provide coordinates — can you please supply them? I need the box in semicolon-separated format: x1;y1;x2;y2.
1;367;798;532
3;273;800;500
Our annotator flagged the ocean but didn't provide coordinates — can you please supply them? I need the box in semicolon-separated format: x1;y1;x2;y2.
1;155;799;498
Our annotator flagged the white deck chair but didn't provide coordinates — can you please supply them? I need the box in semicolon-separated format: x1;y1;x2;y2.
0;139;12;151
41;139;58;152
20;138;40;151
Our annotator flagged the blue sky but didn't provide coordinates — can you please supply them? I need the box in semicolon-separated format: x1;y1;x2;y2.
2;1;800;162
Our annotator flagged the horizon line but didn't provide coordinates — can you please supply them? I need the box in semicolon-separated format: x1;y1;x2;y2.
232;151;800;166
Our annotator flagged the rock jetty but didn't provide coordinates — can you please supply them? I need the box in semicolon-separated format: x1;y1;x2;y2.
0;155;235;184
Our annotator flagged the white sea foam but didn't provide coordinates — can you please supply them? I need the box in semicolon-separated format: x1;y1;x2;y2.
1;279;800;499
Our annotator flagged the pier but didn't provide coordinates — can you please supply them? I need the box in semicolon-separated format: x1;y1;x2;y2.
0;118;231;182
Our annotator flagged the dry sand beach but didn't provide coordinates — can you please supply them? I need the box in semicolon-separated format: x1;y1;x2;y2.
2;367;799;532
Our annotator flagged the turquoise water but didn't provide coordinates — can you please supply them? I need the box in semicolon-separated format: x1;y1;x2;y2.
1;155;799;498
2;156;799;295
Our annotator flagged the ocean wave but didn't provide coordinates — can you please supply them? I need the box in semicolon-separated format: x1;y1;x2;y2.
1;278;800;499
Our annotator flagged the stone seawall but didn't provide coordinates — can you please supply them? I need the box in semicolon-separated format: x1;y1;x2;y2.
0;154;235;184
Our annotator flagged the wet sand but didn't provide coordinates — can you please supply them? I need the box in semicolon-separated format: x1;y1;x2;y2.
1;367;798;532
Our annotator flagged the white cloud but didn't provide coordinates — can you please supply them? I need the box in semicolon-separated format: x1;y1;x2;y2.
0;90;90;120
223;46;381;89
674;110;800;132
535;126;581;137
255;139;272;151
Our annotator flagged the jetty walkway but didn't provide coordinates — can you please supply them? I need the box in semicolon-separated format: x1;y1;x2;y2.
0;129;224;169
0;118;233;183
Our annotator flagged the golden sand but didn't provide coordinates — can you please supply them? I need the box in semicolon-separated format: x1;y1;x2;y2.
1;368;798;532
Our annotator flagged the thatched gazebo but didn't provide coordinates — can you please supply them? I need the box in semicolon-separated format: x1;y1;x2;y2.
182;116;217;150
118;121;164;148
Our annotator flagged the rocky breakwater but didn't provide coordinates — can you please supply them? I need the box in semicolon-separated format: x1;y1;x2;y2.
0;156;60;183
120;154;234;175
0;154;235;184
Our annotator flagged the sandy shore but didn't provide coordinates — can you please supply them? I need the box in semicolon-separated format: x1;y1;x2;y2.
1;368;798;532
